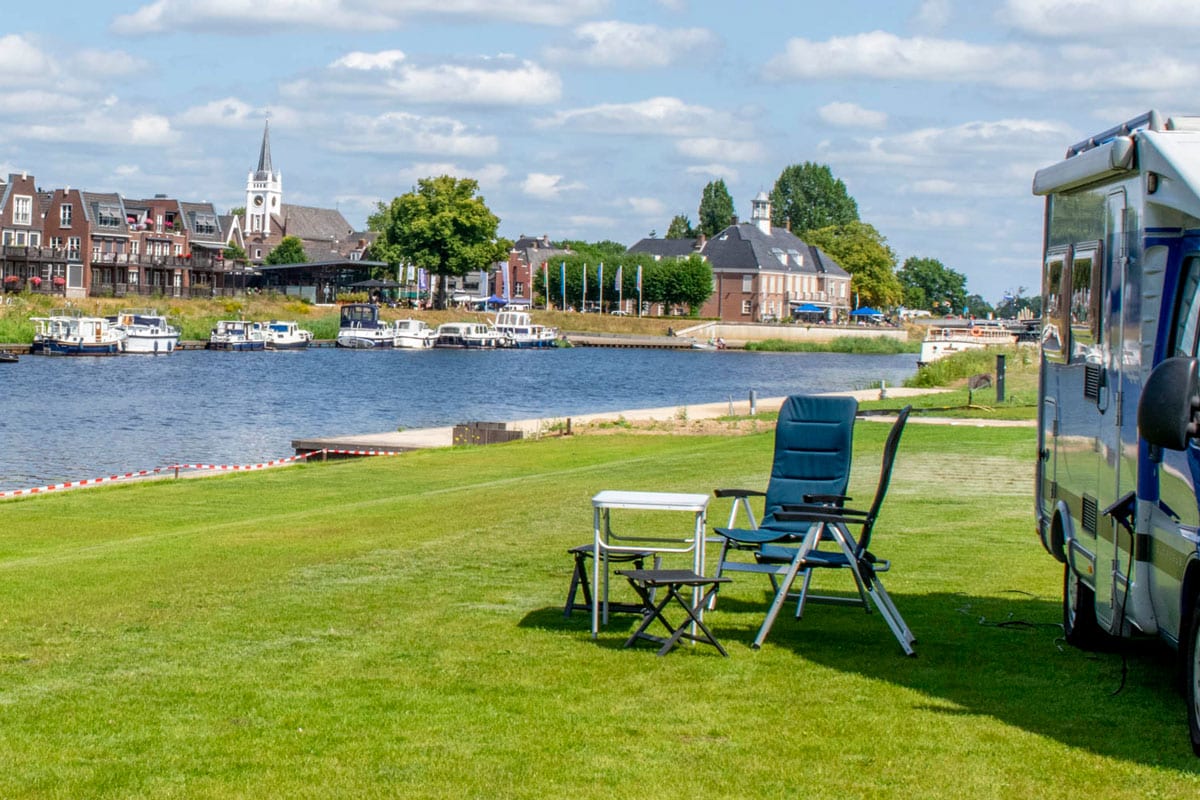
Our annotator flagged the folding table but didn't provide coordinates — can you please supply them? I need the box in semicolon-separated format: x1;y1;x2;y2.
591;490;709;639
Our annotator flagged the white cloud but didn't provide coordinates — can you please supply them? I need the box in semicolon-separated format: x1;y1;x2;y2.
685;164;739;183
626;197;665;217
0;35;53;84
910;208;971;227
522;173;585;200
176;98;258;128
818;102;888;129
542;96;747;137
764;31;1035;85
909;179;958;194
676;137;764;162
1002;0;1200;37
286;55;561;106
913;0;952;29
0;91;84;115
331;50;406;70
389;162;509;190
112;0;604;34
566;214;617;228
19;109;177;147
331;112;498;157
545;21;715;68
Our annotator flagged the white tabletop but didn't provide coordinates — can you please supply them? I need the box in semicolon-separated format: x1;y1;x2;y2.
592;490;710;513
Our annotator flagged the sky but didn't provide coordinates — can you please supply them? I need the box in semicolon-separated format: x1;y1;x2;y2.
5;0;1200;305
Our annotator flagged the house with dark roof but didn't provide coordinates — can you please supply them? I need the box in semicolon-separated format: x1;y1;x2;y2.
627;192;851;322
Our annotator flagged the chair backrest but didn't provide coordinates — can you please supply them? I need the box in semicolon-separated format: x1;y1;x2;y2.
855;405;912;552
762;394;858;529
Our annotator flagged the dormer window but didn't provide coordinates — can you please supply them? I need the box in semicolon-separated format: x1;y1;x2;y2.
771;247;787;266
13;195;32;226
97;205;122;227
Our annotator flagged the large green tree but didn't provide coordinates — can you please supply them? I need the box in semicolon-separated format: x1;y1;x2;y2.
805;221;903;310
374;176;503;309
665;214;696;239
697;179;735;237
897;256;967;314
264;235;307;265
770;162;859;235
661;254;713;315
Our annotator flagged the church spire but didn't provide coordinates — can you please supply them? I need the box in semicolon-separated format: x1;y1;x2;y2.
255;119;274;180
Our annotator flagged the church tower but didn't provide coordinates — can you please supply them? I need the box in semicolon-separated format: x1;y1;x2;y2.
245;120;282;236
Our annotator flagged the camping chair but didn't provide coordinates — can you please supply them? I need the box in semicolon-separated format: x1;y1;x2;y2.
764;406;916;655
712;394;858;598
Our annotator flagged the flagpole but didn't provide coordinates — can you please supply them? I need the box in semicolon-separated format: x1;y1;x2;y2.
581;263;586;312
560;261;566;311
598;262;604;313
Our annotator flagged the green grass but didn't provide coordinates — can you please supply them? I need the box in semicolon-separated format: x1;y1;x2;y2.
744;335;919;354
1;424;1199;796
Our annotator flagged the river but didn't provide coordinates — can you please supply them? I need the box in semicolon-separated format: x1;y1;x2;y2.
0;347;917;491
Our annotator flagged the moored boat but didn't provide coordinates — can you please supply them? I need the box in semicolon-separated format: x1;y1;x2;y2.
31;310;125;356
111;308;180;354
261;320;313;350
434;321;505;349
393;318;435;349
336;303;394;349
493;310;557;348
918;322;1017;365
0;350;19;363
209;320;265;351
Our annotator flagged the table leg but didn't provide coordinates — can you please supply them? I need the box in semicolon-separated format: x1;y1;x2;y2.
592;506;601;639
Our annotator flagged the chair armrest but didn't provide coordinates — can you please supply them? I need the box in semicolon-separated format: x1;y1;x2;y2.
801;493;851;506
714;488;766;499
774;505;868;524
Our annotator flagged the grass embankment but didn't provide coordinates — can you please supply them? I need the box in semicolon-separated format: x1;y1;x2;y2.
744;335;919;354
2;421;1198;796
0;294;690;343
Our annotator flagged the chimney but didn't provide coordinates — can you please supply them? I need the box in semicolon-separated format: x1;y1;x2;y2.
694;233;707;251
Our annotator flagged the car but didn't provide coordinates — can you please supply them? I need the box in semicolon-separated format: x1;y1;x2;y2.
610;310;629;316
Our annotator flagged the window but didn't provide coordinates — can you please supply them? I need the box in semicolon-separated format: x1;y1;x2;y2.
194;214;216;235
1173;255;1200;357
13;195;32;226
130;240;139;256
741;299;752;315
60;204;72;226
741;274;753;292
67;236;80;259
1070;243;1101;356
1042;248;1068;363
50;236;62;249
97;205;122;227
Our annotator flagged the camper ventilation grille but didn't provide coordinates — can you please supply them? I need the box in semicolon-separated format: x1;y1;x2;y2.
1082;494;1098;535
1084;364;1104;402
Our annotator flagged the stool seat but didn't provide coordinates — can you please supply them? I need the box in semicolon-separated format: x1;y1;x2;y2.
615;568;731;656
564;544;657;618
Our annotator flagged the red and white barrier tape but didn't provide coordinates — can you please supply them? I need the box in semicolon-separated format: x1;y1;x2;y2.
0;448;407;499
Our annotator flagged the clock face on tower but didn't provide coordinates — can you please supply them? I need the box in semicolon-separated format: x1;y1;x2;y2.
253;195;264;206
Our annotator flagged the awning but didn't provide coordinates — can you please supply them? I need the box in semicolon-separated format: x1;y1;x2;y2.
850;307;883;316
793;303;823;313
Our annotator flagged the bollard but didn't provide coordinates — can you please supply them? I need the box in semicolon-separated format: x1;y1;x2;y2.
996;354;1006;403
728;395;734;416
749;389;757;415
880;379;888;400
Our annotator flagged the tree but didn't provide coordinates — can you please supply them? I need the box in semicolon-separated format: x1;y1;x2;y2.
770;162;859;235
897;256;967;314
374;176;502;309
662;254;713;315
697;179;735;237
222;243;247;262
805;221;903;310
964;294;994;318
264;235;307;265
665;214;696;239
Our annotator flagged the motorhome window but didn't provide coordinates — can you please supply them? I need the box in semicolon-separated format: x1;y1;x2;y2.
1070;245;1101;350
1172;255;1200;357
1042;248;1068;361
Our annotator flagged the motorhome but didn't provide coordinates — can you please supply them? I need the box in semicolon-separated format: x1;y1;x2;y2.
1034;111;1200;754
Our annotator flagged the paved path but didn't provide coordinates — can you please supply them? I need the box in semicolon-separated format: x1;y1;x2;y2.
290;386;998;454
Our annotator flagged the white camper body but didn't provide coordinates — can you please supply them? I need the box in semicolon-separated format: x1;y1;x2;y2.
1034;111;1200;754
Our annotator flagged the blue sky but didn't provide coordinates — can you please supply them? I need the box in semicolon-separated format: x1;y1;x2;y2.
5;1;1200;304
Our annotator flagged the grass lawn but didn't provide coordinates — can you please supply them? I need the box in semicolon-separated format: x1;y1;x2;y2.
1;422;1199;797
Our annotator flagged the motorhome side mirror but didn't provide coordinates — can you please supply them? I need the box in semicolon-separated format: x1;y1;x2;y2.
1139;357;1200;451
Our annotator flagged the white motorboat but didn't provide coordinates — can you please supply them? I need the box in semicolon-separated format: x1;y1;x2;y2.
918;323;1017;365
336;303;394;348
261;320;313;350
209;320;265;351
434;322;505;349
111;308;180;354
393;318;435;349
493;310;557;348
31;310;125;356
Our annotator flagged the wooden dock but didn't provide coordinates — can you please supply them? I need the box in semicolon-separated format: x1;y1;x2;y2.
564;333;696;349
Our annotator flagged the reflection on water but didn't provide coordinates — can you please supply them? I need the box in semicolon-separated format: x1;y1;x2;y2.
0;347;916;490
